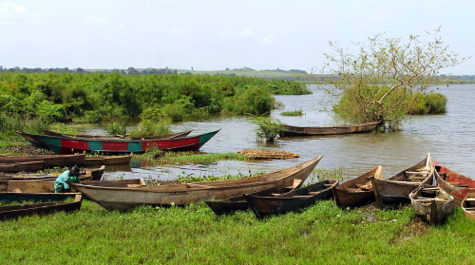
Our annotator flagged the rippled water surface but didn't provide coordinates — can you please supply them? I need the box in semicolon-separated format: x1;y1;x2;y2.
102;84;475;181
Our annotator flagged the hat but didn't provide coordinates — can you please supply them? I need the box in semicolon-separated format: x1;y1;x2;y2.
70;165;80;177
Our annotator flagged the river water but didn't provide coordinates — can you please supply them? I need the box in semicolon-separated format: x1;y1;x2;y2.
103;84;475;182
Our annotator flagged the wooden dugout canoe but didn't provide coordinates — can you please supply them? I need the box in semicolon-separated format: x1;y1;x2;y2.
433;161;475;205
333;166;383;207
280;121;381;137
17;129;220;154
0;194;82;221
0;153;86;168
205;175;312;215
409;175;455;225
0;161;44;173
461;194;475;220
41;129;193;140
0;176;145;193
83;153;133;167
371;153;434;207
0;192;81;203
7;165;105;181
244;179;339;218
0;166;106;193
70;156;324;211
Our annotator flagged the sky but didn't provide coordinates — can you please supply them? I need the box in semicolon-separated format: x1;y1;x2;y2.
0;0;474;74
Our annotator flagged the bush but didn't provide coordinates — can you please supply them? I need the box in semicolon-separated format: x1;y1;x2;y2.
128;120;171;138
106;121;127;136
407;92;447;115
252;117;282;142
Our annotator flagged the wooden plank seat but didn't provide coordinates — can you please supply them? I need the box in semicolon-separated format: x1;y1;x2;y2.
346;188;364;193
463;207;475;211
293;195;313;198
308;191;321;195
285;179;303;190
413;197;446;202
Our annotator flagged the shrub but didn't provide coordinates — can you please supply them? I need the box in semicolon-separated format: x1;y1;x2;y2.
128;120;171;138
252;117;282;142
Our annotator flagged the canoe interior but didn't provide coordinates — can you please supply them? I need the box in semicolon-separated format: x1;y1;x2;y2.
409;183;455;225
333;166;383;207
245;179;339;218
372;154;434;207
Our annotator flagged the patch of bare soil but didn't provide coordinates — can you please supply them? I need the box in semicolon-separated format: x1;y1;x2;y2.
390;217;429;244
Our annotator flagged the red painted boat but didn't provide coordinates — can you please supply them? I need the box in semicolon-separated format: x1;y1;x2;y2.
17;129;220;154
41;129;193;140
434;160;475;205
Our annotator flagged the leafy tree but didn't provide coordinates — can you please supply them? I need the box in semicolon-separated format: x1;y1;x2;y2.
316;27;469;131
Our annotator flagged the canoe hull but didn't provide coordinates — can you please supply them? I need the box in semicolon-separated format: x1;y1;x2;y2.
72;156;323;211
41;129;193;140
280;121;381;136
205;166;316;215
18;130;220;154
434;161;475;205
0;194;82;221
409;180;455;225
244;179;339;218
461;195;475;220
0;153;86;168
333;166;383;207
0;161;44;173
0;192;80;203
83;154;132;166
372;154;434;207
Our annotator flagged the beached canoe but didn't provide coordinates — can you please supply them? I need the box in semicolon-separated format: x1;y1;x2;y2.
0;161;45;173
433;160;475;205
0;177;144;194
461;194;475;220
244;179;339;218
371;153;435;207
0;192;81;203
333;166;383;207
409;176;455;225
70;156;323;211
83;153;133;166
0;153;86;168
41;129;193;140
0;194;82;221
205;177;311;215
17;129;220;154
280;121;381;136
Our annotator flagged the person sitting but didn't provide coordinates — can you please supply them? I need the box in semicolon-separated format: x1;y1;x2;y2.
54;165;81;193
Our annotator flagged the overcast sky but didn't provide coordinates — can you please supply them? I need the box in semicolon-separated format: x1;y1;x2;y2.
1;0;474;74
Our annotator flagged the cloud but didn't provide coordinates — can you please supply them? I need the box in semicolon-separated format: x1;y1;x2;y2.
0;2;27;20
84;15;108;26
118;23;128;29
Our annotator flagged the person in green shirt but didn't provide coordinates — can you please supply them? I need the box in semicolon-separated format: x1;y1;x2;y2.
54;165;81;193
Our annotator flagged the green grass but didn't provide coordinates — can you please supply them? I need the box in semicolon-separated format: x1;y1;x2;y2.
280;110;304;116
0;200;473;264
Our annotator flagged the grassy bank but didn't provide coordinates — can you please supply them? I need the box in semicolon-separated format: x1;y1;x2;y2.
0;199;473;264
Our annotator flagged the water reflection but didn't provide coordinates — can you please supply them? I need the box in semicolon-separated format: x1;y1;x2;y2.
93;84;475;181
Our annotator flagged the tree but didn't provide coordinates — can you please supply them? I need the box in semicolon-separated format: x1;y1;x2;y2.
316;27;469;131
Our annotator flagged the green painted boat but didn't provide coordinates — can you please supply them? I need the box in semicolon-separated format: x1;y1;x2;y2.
17;129;220;154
